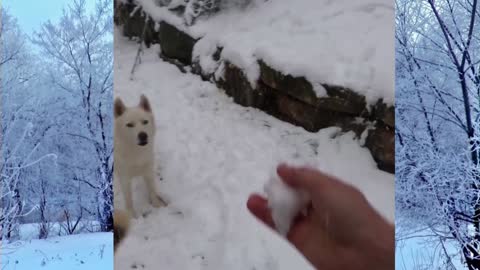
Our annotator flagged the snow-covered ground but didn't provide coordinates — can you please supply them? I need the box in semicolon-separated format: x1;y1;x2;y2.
1;233;113;270
136;0;394;105
113;28;394;269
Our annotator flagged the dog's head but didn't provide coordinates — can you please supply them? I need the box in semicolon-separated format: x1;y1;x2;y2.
114;94;155;147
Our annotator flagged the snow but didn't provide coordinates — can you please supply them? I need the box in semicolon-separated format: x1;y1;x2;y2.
1;233;113;270
135;0;394;105
114;30;394;270
264;172;309;236
192;36;221;76
136;0;186;30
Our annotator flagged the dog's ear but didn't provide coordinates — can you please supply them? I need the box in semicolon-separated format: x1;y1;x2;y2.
139;94;152;112
114;98;126;118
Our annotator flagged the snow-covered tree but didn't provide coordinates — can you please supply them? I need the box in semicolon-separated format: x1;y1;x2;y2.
32;0;114;232
0;8;56;242
395;0;480;268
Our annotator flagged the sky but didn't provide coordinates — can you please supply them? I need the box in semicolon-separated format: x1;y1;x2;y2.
3;0;96;35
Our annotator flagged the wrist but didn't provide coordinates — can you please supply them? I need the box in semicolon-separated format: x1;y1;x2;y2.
362;219;394;269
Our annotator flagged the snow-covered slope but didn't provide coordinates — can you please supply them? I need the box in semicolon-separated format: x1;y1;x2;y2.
113;30;394;270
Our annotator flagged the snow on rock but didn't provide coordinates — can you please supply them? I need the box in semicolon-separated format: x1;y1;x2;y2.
192;36;220;76
190;0;394;104
264;172;310;236
136;0;187;31
134;0;394;104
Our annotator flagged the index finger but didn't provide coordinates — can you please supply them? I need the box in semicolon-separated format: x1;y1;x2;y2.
277;164;342;193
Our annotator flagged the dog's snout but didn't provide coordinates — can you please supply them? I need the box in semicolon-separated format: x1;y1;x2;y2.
137;132;148;146
138;132;148;141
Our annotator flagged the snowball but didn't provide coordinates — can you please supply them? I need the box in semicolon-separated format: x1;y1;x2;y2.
264;172;310;236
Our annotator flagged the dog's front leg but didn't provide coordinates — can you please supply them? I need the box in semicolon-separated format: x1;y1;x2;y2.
119;177;137;219
144;172;167;207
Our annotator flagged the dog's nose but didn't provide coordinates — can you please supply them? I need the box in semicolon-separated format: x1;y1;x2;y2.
138;132;148;141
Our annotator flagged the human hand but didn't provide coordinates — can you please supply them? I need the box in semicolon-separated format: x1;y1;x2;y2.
247;164;394;270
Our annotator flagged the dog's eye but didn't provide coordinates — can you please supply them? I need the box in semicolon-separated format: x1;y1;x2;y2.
126;123;134;128
142;120;149;125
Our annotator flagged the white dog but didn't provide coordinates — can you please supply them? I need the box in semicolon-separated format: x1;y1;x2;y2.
114;94;166;218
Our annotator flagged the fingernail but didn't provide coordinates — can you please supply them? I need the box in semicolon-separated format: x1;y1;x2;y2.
277;163;291;173
277;163;289;169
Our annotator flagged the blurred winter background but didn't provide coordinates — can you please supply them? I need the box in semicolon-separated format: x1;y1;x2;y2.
395;0;480;269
